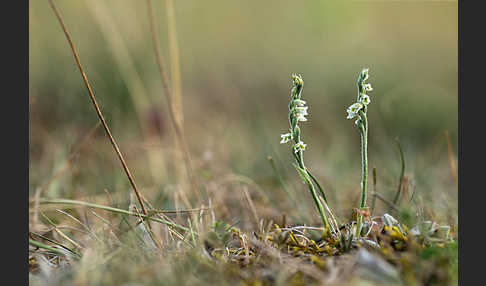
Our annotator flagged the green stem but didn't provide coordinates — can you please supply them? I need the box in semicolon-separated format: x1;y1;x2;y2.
306;177;330;231
356;112;368;238
307;169;328;204
295;150;329;231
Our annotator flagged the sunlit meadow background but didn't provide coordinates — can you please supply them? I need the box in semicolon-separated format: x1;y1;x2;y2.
30;0;457;251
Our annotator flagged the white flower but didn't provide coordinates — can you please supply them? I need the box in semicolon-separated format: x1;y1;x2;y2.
294;141;307;153
295;106;308;116
362;83;373;92
296;114;308;122
360;94;371;105
293;99;306;107
280;133;292;144
355;118;361;126
346;102;363;119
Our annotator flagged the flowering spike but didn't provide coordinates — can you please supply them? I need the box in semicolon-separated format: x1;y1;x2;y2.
279;74;332;230
347;68;374;238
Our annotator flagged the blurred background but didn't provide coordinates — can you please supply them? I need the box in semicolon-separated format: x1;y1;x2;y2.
30;1;457;229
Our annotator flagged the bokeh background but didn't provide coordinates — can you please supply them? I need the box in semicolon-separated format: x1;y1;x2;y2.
30;1;457;229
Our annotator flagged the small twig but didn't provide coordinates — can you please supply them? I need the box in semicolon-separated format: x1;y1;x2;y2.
47;0;150;224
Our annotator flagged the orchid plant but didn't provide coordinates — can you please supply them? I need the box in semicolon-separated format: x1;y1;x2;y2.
346;68;373;237
280;74;333;234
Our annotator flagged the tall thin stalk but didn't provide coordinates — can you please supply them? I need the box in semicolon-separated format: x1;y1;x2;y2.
145;0;202;203
280;74;331;233
346;68;374;238
356;111;368;237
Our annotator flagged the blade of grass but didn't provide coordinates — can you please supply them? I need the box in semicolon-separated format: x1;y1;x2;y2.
131;205;162;249
370;167;377;215
242;185;259;226
29;239;80;259
165;0;187;189
268;156;296;206
146;0;202;203
55;209;102;243
147;207;211;215
84;0;169;187
391;138;405;208
29;232;81;258
187;218;197;247
40;212;84;250
32;122;101;226
318;197;341;236
37;198;191;233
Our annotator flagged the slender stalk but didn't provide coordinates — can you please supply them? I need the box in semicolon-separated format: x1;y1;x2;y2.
47;0;150;224
294;163;329;231
306;169;330;230
360;114;369;210
347;68;373;238
281;75;331;232
307;169;328;204
356;113;368;237
146;0;202;203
